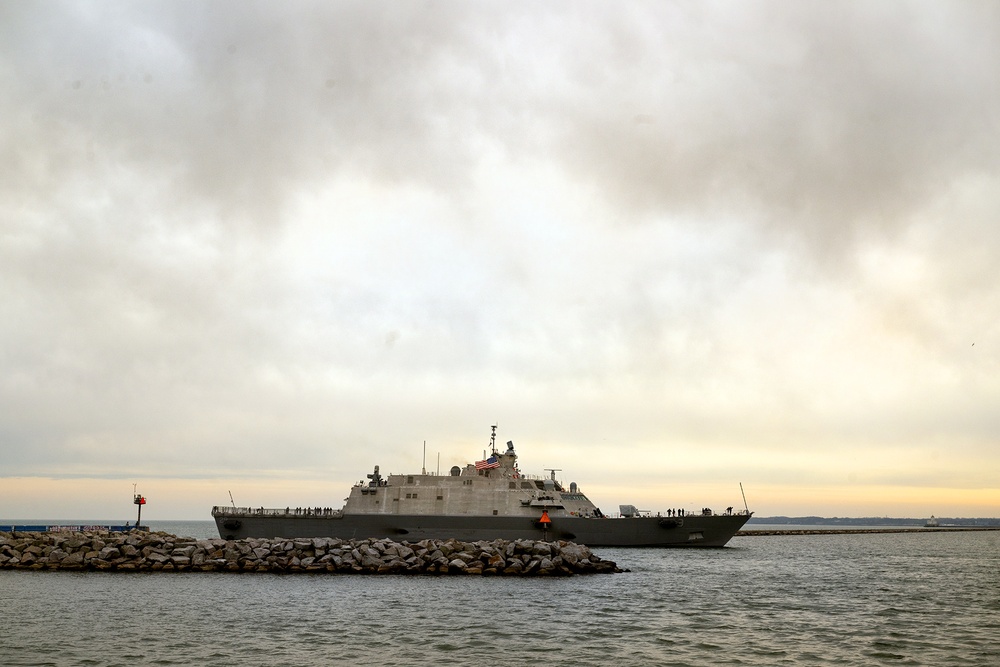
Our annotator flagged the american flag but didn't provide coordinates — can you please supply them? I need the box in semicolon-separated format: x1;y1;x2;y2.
475;455;500;470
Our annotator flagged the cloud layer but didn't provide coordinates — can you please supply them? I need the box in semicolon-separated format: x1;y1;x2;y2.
2;1;999;518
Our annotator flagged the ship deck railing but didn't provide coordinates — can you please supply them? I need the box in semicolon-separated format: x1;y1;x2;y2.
212;506;750;519
212;506;344;518
610;509;754;519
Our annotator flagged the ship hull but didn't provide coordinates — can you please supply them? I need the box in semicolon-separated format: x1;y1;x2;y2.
213;511;750;547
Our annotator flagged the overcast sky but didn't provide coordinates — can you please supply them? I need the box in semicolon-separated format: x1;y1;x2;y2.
2;1;998;521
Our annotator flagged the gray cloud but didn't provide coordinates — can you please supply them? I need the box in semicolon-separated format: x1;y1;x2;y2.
6;2;997;243
541;3;1000;251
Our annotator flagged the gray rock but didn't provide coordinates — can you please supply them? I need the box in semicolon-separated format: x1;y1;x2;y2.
558;543;588;566
62;552;85;566
99;547;122;560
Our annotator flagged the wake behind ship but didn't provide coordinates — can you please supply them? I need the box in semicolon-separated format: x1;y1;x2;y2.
213;427;752;547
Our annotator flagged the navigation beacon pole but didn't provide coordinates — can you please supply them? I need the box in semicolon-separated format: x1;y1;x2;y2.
539;509;551;541
133;483;146;531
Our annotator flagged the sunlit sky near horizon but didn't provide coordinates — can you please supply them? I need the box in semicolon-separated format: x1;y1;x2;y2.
2;1;999;522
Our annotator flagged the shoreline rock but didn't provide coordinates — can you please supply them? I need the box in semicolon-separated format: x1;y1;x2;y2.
0;531;623;576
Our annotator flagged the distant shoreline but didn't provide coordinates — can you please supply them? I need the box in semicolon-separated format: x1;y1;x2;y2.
748;516;1000;527
738;526;1000;537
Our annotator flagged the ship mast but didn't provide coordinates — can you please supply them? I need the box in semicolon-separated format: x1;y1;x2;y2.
490;424;498;455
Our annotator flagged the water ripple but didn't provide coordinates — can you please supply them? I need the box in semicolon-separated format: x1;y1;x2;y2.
2;531;999;665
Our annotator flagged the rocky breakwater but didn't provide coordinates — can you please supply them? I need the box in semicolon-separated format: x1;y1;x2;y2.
0;531;622;576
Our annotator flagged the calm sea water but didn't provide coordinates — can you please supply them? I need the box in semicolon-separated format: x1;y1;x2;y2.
2;521;999;666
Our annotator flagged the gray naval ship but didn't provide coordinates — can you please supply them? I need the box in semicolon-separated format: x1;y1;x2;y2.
213;427;752;547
